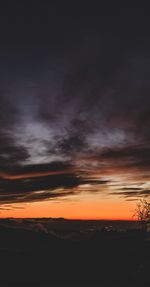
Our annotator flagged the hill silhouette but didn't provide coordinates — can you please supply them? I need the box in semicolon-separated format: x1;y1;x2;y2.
0;219;150;286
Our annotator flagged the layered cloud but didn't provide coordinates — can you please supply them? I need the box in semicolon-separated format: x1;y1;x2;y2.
0;160;111;204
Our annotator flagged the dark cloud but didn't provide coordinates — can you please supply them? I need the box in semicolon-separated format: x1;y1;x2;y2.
53;119;90;156
119;187;143;191
0;160;111;204
0;96;17;127
110;189;150;199
100;145;150;160
1;161;73;175
0;136;29;168
89;144;150;174
0;95;29;168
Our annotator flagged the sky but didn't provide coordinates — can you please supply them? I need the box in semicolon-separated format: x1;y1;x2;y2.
0;2;150;219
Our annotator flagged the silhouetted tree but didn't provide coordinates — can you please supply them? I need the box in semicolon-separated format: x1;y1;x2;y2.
134;199;150;231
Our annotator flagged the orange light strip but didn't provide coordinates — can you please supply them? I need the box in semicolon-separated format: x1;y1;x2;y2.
0;170;71;180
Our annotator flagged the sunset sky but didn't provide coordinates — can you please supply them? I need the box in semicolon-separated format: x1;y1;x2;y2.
0;3;150;219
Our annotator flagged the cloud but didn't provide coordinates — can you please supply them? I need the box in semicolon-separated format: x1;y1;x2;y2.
81;143;150;176
0;95;30;169
1;161;73;177
0;12;150;208
0;160;111;204
53;118;90;156
110;189;150;199
0;135;29;169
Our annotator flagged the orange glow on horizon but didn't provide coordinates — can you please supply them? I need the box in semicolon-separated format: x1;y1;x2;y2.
0;198;136;220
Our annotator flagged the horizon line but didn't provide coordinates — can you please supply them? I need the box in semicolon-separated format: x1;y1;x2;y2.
0;216;137;221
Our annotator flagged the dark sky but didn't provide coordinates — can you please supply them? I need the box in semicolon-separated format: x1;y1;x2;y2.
0;2;150;209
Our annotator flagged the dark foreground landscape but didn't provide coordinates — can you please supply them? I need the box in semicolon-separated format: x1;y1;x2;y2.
0;218;150;286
